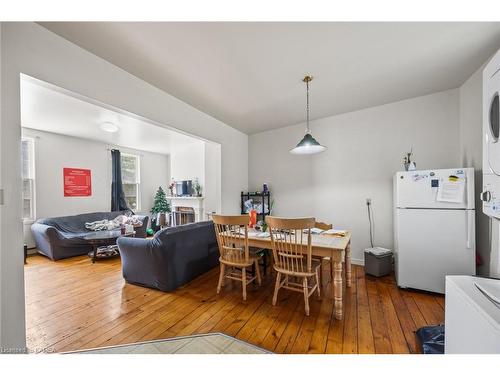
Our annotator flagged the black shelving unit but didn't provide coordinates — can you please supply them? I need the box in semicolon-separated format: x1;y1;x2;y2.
241;191;271;221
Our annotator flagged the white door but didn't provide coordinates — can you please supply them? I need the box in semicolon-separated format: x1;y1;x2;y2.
395;208;475;294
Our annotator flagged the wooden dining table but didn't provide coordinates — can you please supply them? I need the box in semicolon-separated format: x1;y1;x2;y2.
244;228;352;320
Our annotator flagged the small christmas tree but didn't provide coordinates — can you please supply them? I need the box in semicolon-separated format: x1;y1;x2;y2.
151;186;171;215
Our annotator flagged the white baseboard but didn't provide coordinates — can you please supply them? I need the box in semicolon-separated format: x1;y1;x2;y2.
351;258;364;266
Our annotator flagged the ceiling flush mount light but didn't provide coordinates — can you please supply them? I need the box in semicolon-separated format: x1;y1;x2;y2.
100;121;119;133
290;75;327;155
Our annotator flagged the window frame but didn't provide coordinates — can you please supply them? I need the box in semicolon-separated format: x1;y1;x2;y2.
21;137;36;222
120;152;141;212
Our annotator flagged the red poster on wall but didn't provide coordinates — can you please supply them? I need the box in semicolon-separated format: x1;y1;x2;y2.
63;168;92;197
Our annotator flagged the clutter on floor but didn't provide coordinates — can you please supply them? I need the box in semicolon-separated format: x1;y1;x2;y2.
416;325;445;354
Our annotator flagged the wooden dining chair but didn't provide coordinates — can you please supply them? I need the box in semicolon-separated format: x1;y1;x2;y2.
212;215;262;301
265;216;321;316
314;221;333;286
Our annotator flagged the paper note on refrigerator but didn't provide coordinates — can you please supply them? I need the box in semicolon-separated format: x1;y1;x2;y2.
436;178;465;203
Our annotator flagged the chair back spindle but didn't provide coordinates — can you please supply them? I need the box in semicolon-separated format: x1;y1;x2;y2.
212;214;261;301
212;215;250;265
265;217;315;274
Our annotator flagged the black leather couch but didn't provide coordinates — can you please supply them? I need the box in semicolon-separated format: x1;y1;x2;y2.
31;211;148;260
117;221;219;292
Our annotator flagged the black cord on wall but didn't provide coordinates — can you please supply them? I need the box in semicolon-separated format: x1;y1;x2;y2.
367;200;374;248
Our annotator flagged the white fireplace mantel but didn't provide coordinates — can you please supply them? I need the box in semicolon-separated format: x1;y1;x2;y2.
168;196;204;223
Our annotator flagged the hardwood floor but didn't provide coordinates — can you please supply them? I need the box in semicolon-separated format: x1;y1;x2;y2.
24;254;445;354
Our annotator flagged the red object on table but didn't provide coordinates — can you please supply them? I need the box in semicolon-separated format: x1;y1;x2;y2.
63;168;92;197
249;209;257;228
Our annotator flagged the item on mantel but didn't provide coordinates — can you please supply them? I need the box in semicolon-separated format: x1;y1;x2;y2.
168;178;175;196
174;180;193;197
263;183;269;194
193;178;202;197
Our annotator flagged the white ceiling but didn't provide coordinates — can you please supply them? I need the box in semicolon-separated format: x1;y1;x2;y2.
20;76;203;155
41;22;500;134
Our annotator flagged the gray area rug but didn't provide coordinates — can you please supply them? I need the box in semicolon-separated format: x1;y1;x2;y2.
69;333;270;354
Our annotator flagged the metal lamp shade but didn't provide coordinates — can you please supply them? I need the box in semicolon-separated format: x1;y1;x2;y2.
289;133;327;155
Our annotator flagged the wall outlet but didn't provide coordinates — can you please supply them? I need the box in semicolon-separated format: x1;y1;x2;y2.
366;198;371;205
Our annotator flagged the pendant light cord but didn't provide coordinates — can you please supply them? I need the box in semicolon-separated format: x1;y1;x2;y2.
305;79;310;134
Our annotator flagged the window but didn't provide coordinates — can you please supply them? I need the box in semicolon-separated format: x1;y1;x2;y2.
121;153;140;211
21;137;35;220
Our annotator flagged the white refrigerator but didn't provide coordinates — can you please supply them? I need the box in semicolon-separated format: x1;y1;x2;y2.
394;168;476;294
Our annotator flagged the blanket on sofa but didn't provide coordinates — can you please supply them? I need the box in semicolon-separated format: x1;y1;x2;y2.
85;215;143;231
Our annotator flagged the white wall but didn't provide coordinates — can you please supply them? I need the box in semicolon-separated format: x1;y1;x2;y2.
204;142;222;215
169;140;223;218
21;128;170;247
459;63;491;276
0;22;4;351
250;89;461;264
0;22;247;349
170;141;205;187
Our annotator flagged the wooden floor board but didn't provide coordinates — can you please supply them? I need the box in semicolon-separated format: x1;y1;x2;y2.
410;291;445;326
341;267;358;354
356;268;375;354
290;298;321;353
24;254;444;353
366;278;393;353
307;291;334;353
376;282;410;354
387;286;421;353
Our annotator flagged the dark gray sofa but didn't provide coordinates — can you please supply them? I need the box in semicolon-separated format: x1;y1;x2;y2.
117;221;219;292
31;211;148;261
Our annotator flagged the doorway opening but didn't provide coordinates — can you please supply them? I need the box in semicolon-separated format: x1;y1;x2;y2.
20;74;222;352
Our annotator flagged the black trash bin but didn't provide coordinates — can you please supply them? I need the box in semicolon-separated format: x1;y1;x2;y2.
364;248;392;277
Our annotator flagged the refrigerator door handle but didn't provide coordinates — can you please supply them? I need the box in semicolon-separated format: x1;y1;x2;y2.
466;210;474;249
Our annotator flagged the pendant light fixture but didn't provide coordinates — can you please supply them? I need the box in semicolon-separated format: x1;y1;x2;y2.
290;75;327;155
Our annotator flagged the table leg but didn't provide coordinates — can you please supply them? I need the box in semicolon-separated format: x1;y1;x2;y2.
346;241;352;288
92;244;97;263
333;259;343;320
